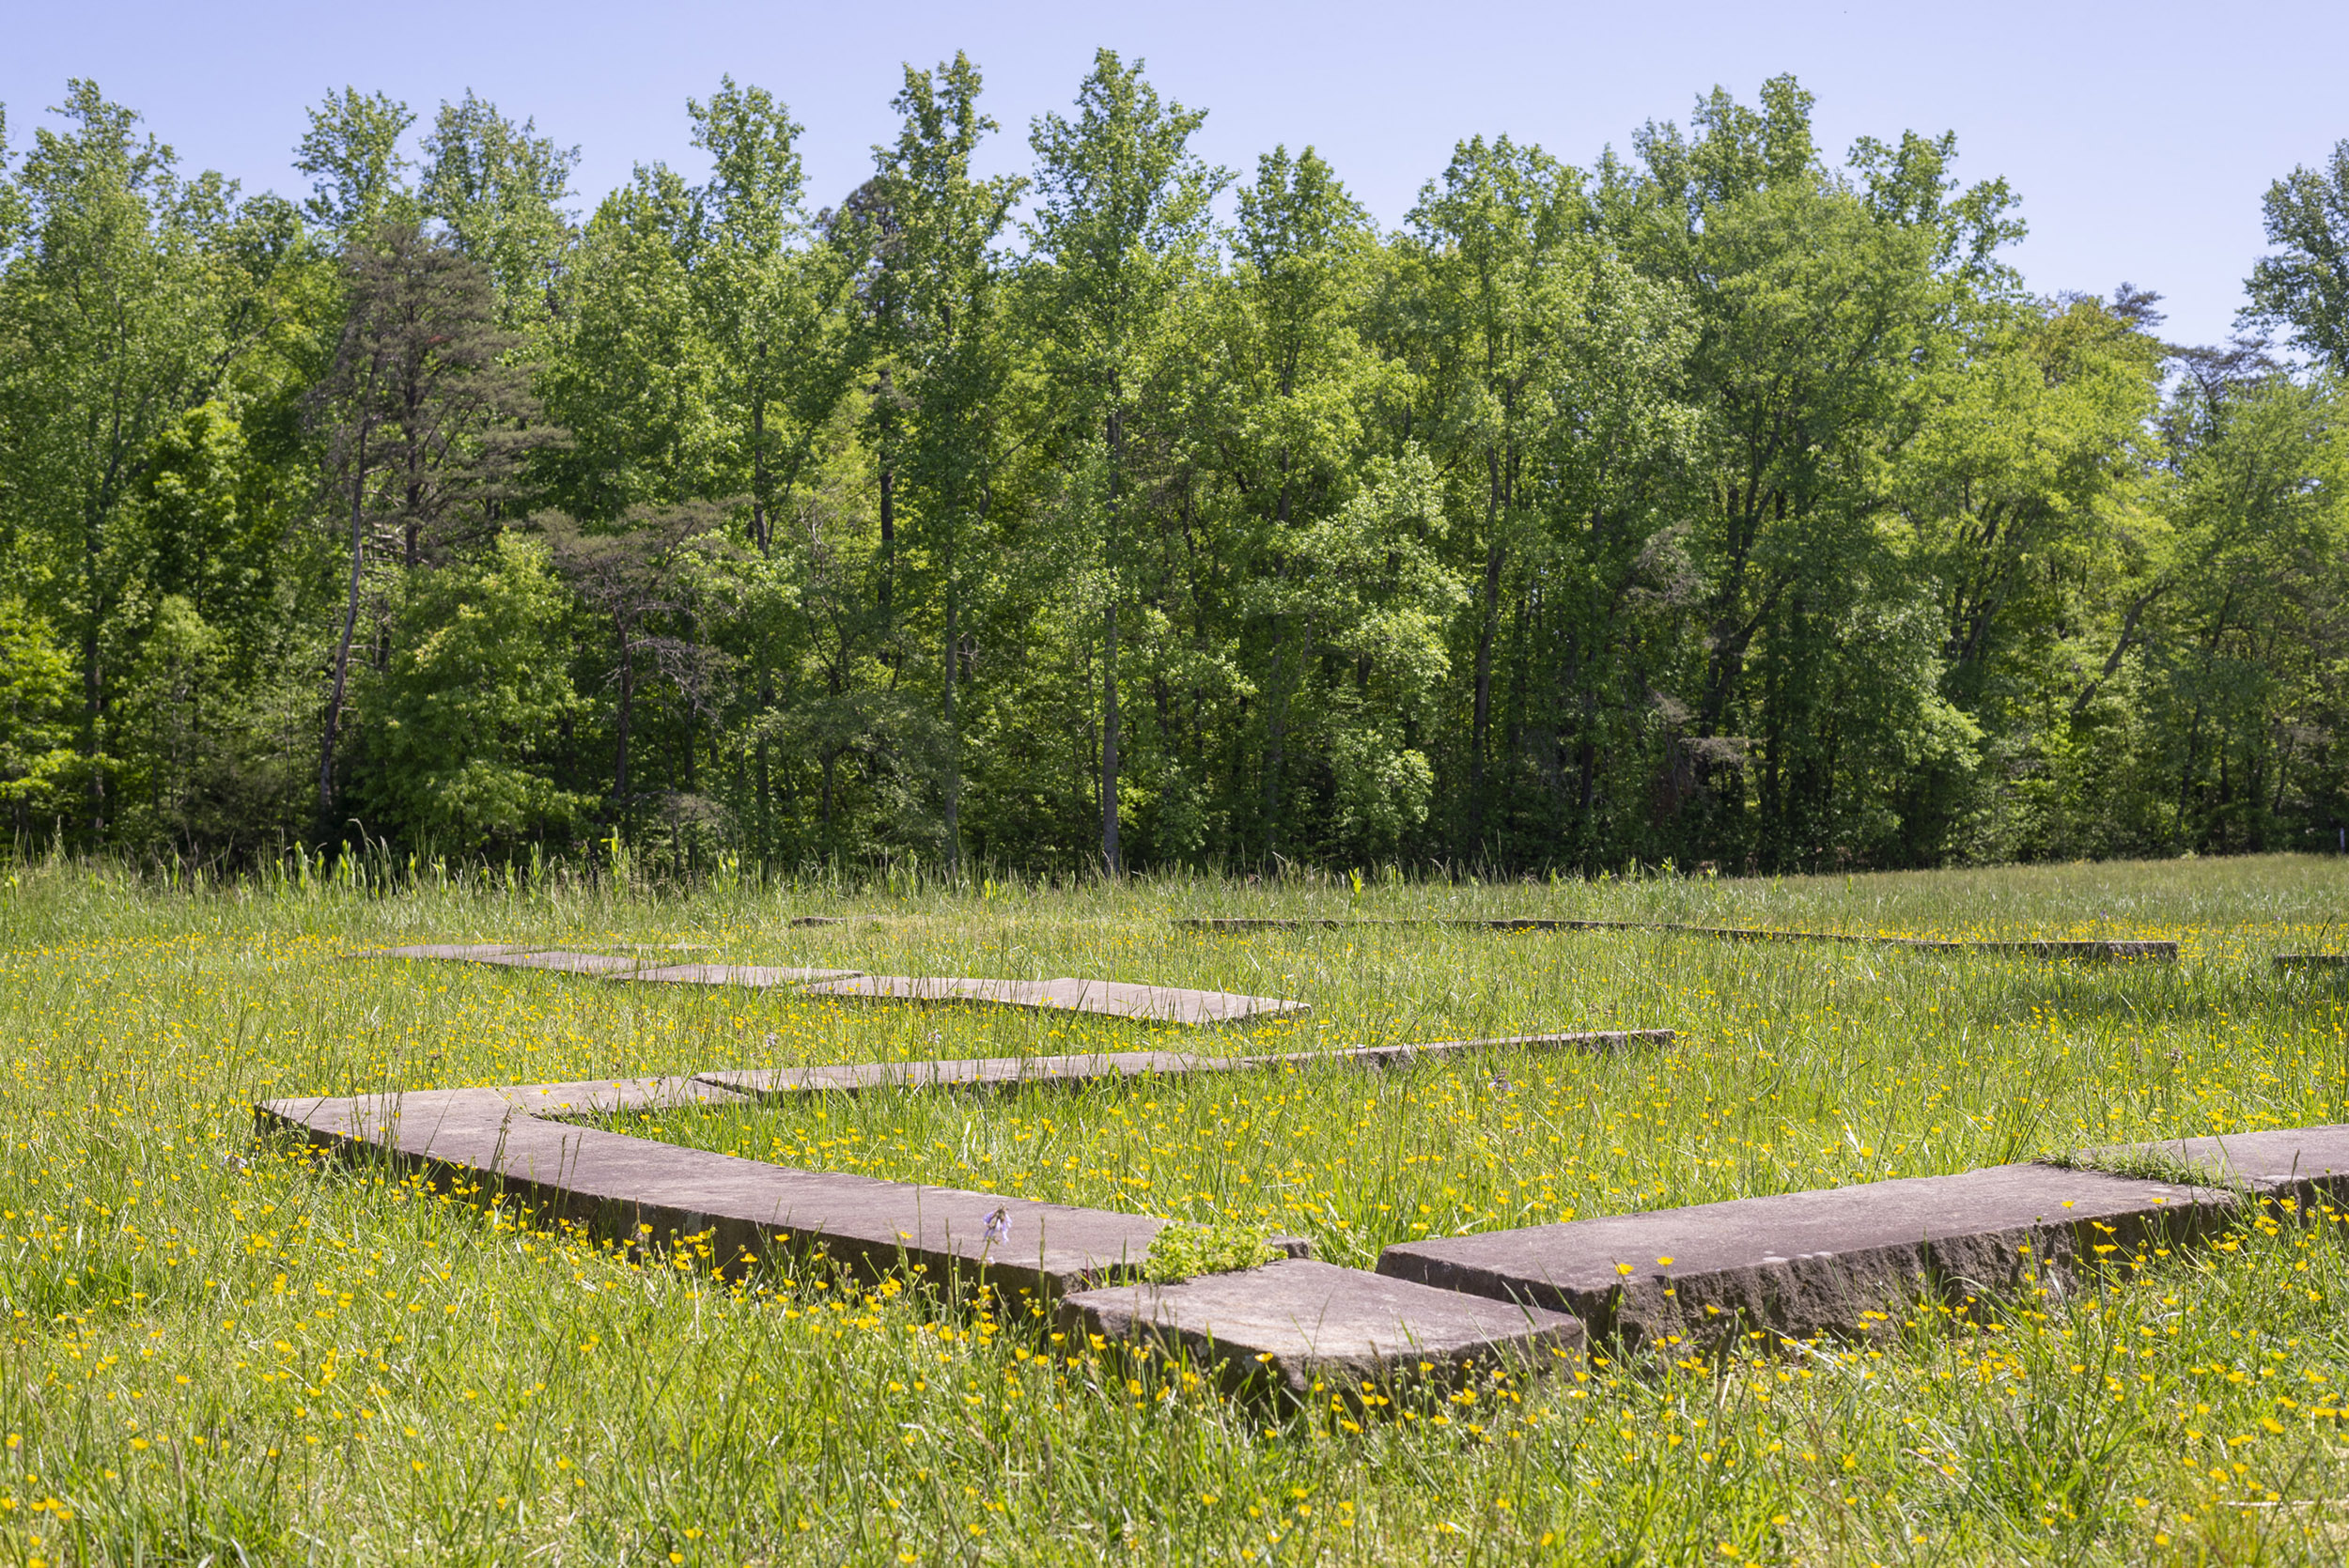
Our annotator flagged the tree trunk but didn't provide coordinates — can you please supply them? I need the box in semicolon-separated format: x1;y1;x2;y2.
877;394;895;613
1102;598;1122;874
1101;409;1123;874
402;362;426;568
1466;427;1517;847
2070;589;2160;719
756;668;773;861
1468;536;1505;839
612;635;633;819
1263;447;1293;857
751;369;775;856
319;447;368;826
751;363;770;554
1262;643;1285;858
82;505;105;844
943;585;960;872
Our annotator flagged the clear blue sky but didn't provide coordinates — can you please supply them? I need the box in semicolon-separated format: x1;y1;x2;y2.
7;0;2342;349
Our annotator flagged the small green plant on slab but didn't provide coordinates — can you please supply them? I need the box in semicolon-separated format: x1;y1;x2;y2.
2042;1143;2251;1196
1143;1220;1282;1282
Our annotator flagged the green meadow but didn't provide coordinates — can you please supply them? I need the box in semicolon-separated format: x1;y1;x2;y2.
6;853;2349;1564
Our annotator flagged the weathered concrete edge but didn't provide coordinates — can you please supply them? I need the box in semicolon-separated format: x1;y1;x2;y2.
253;1095;1107;1298
252;1079;1302;1300
797;975;1310;1027
1179;917;2174;959
700;1053;1237;1098
700;1031;1675;1100
1248;1030;1673;1070
1481;925;2176;959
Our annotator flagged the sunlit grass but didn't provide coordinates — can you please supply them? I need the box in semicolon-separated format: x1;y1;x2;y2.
6;852;2349;1562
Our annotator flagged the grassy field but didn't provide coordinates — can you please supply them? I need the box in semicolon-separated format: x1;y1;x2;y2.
6;852;2349;1565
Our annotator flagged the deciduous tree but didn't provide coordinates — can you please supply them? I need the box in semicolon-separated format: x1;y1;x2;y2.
1025;50;1226;871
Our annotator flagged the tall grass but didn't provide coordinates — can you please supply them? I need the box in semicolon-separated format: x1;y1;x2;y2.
5;853;2349;1562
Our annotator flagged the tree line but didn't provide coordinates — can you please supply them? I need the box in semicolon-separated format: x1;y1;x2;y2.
3;55;2346;875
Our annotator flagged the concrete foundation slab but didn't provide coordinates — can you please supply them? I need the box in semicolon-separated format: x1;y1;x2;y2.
1181;918;2177;961
1176;918;1403;932
1061;1257;1582;1400
1378;1163;2232;1349
703;1032;1672;1102
260;1090;1197;1299
496;1076;754;1117
471;950;655;974
257;1076;749;1139
801;974;1307;1025
2095;1125;2349;1204
354;943;525;960
627;964;863;986
1251;1030;1674;1069
704;1049;1229;1098
1975;939;2178;960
